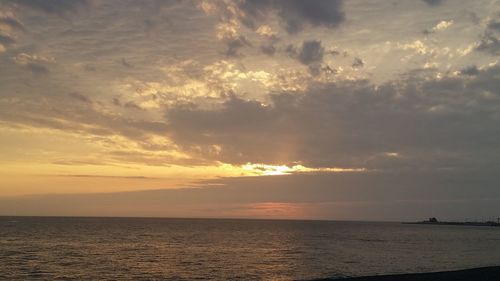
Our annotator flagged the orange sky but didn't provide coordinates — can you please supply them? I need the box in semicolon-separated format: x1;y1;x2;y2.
1;0;500;219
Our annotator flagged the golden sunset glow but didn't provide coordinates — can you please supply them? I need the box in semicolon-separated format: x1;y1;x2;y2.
2;2;500;280
1;0;499;221
241;163;366;176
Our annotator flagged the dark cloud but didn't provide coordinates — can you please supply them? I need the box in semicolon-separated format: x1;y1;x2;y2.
475;19;500;55
297;40;324;65
421;0;444;6
0;34;16;46
468;12;481;25
284;40;326;74
224;35;251;57
11;53;51;75
121;58;133;68
284;44;297;56
285;41;337;69
476;31;500;55
0;17;25;32
284;40;325;66
308;64;339;77
24;62;50;75
124;101;144;110
5;0;89;16
1;170;499;220
488;20;500;32
352;57;364;68
68;92;92;104
260;44;276;56
165;65;500;170
275;0;345;33
460;65;479;76
113;97;121;106
227;0;345;34
328;50;340;56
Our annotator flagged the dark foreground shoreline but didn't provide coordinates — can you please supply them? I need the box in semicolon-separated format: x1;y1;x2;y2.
313;266;500;281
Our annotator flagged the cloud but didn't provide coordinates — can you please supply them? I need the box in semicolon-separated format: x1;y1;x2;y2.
256;25;277;39
0;9;25;53
214;18;252;57
12;53;51;75
0;16;25;32
260;44;276;56
57;174;160;180
286;40;325;66
434;20;453;31
121;58;133;68
0;83;170;157
475;18;500;56
460;65;479;76
488;20;500;32
4;0;89;17
421;0;444;6
1;170;499;220
271;0;345;33
124;101;144;110
0;33;15;46
297;40;324;65
476;31;500;55
224;35;251;57
424;20;453;34
24;62;50;75
206;0;345;34
0;0;498;219
68;92;92;104
352;57;364;68
165;64;500;170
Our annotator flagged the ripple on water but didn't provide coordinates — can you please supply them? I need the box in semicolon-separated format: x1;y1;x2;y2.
1;217;500;280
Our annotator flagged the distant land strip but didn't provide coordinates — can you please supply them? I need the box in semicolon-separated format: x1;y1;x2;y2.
404;222;500;227
404;218;500;227
311;266;500;281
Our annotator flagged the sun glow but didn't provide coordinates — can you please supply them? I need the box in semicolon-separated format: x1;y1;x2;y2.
240;163;366;176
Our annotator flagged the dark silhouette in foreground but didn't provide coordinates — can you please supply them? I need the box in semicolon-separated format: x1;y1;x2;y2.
313;266;500;281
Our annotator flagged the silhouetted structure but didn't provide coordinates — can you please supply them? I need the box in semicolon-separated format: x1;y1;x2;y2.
404;217;500;227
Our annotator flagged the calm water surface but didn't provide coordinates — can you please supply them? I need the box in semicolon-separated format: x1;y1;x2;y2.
1;217;500;280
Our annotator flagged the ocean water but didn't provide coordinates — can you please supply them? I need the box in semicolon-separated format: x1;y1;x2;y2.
1;217;500;280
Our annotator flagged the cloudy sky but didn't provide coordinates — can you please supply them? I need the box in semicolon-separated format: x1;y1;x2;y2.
1;0;499;220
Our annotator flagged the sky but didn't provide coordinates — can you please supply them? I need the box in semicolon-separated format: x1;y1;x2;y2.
0;0;499;220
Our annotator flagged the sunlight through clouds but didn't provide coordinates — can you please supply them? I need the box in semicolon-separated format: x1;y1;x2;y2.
0;0;499;221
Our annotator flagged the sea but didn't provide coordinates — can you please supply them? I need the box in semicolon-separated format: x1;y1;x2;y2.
1;217;500;280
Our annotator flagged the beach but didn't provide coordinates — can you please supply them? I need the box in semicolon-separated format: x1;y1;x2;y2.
317;266;500;281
